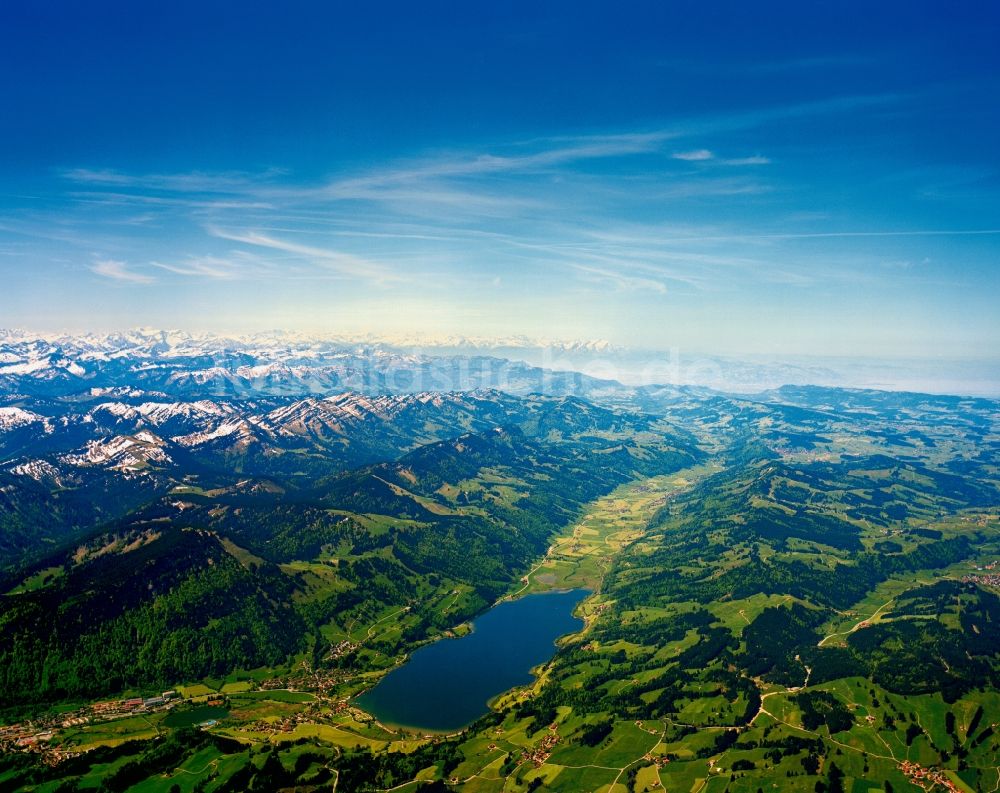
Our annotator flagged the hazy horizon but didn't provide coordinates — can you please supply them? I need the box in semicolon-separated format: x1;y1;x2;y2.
3;325;999;398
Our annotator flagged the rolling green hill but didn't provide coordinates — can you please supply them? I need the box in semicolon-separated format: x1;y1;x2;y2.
0;384;998;792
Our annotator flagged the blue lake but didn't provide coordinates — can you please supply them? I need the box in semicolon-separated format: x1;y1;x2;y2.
355;589;587;732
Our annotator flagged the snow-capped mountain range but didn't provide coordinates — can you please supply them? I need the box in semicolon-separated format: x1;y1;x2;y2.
0;332;701;530
0;328;629;400
0;328;618;367
5;327;991;398
0;382;690;569
0;388;663;486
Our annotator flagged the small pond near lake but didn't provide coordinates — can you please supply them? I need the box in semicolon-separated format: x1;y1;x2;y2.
355;589;587;732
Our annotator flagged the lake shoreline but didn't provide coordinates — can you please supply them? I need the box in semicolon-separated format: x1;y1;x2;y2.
354;589;589;733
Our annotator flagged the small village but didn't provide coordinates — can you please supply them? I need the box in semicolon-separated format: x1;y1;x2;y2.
0;651;374;767
898;760;966;793
233;697;371;739
234;713;308;737
519;723;562;768
0;691;181;763
642;750;671;769
963;558;1000;589
324;638;359;662
963;570;1000;588
258;666;350;696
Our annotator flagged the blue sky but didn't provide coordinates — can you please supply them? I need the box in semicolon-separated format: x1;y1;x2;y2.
1;1;999;358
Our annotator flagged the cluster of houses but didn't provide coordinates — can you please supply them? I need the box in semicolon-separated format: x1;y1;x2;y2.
324;639;358;661
642;751;670;769
233;697;371;740
92;690;179;716
519;723;561;768
0;725;76;767
259;667;347;696
964;559;1000;589
0;691;181;763
898;760;964;792
964;571;1000;587
235;716;302;736
0;724;55;751
960;514;996;528
330;699;371;724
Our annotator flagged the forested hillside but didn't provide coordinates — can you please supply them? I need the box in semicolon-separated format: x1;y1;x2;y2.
1;374;998;793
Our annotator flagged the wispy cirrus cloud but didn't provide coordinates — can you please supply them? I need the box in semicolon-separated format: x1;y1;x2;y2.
63;132;678;213
57;93;903;233
671;150;772;166
569;262;670;294
207;227;401;282
54;91;946;305
90;258;156;284
588;227;1000;244
501;228;809;293
672;149;714;161
316;131;679;194
723;155;771;166
61;167;288;193
62;168;137;186
68;190;273;211
151;255;251;279
651;177;773;198
317;183;543;218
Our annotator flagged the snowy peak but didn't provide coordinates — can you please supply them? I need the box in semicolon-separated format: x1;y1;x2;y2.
267;391;498;434
62;431;171;471
91;399;235;426
0;328;625;401
172;417;281;449
0;344;88;379
8;458;64;486
0;407;49;432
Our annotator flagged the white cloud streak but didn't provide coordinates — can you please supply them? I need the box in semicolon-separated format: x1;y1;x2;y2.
90;259;156;284
318;132;678;194
207;227;400;282
53;91;934;301
672;149;714;161
151;256;249;279
62;167;288;193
